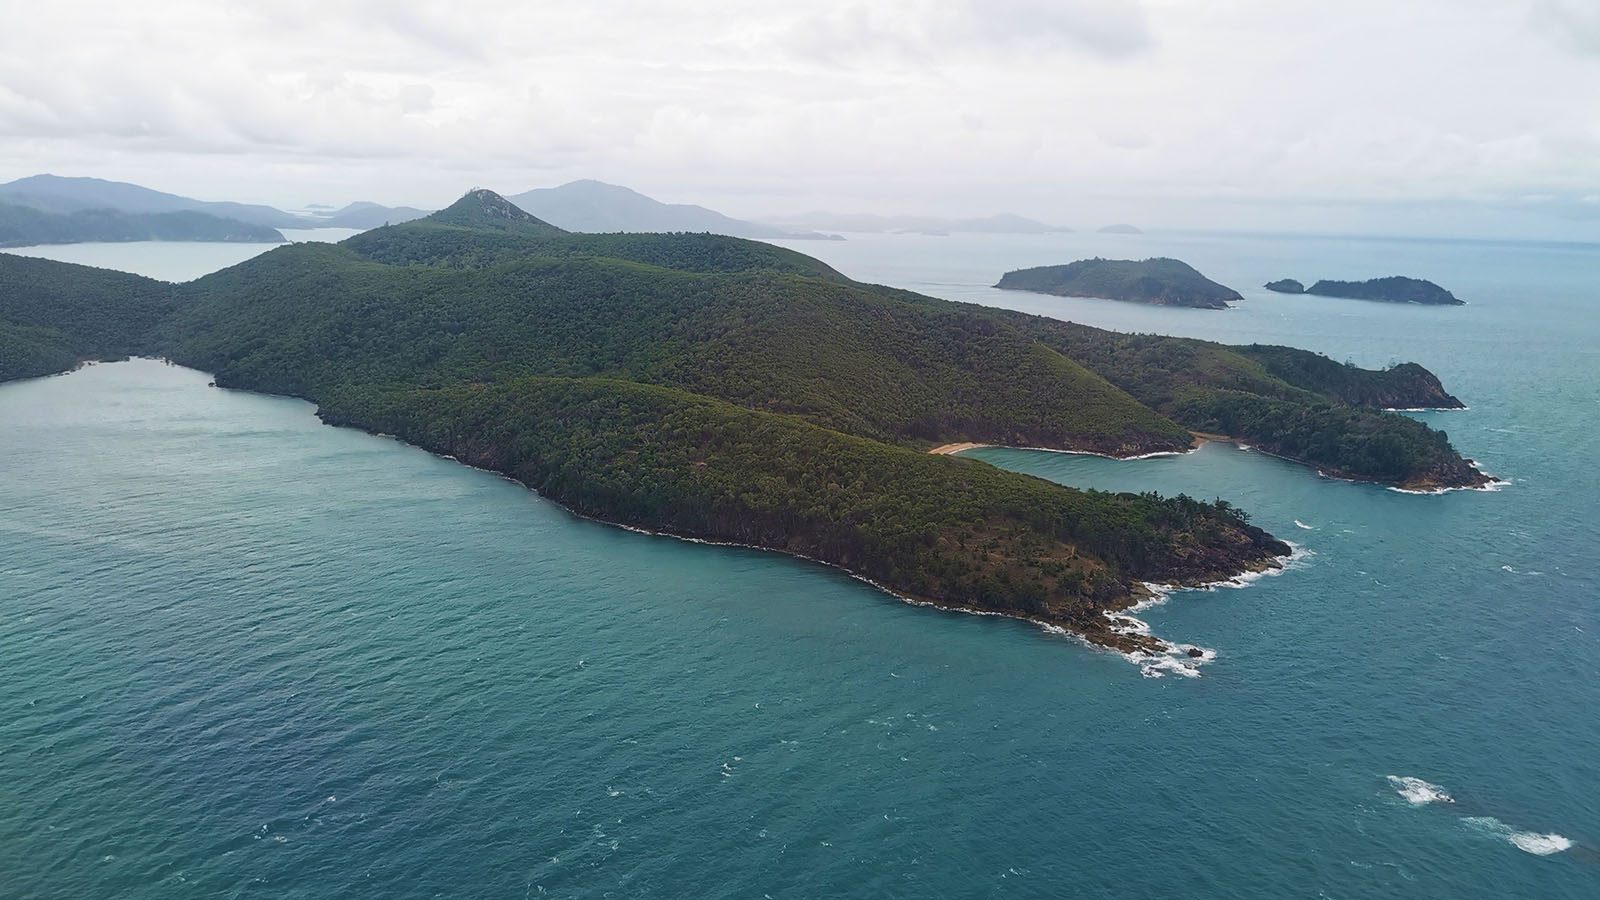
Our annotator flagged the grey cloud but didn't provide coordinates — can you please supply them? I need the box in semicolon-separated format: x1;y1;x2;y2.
1530;0;1600;57
777;0;1152;66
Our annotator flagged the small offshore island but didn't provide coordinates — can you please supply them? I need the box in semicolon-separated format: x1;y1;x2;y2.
996;257;1243;309
0;191;1493;661
1266;275;1463;305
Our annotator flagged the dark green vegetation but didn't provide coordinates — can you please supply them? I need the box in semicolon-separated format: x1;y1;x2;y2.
996;258;1243;309
0;255;178;381
0;190;1489;647
1305;276;1462;305
1265;278;1305;294
994;320;1488;489
320;377;1285;650
0;202;284;247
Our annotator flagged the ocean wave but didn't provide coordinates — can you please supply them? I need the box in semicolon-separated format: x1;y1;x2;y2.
1387;777;1573;857
1387;460;1507;495
1463;816;1574;857
1294;520;1314;530
1387;775;1454;805
1115;544;1310;677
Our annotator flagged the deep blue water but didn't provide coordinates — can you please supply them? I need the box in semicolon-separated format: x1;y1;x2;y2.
2;232;1597;897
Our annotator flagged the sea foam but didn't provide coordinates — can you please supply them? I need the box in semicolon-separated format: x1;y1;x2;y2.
1386;775;1454;805
1387;777;1573;857
1464;816;1574;857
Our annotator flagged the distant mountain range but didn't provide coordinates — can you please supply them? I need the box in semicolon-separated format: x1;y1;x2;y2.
770;211;1072;235
0;175;304;230
0;174;1128;244
505;180;838;240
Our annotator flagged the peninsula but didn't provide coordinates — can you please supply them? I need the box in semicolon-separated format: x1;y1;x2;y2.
0;190;1492;656
996;257;1243;309
0;202;285;247
1266;275;1462;305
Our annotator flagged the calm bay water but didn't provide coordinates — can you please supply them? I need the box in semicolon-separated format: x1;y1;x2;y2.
2;231;1597;897
3;228;362;282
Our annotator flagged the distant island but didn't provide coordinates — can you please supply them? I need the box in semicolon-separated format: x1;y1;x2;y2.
508;180;838;240
1266;276;1462;305
1098;224;1143;235
996;257;1243;309
311;201;431;229
0;202;284;247
767;211;1071;235
0;174;306;229
0;190;1493;659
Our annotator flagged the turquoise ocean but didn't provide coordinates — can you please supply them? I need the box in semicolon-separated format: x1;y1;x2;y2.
2;230;1596;897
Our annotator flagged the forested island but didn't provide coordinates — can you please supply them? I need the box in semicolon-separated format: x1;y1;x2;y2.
0;190;1491;656
0;202;285;247
996;258;1243;309
1266;276;1462;305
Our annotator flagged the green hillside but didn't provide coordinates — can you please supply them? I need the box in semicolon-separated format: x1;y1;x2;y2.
165;241;1190;455
0;254;179;380
318;376;1285;651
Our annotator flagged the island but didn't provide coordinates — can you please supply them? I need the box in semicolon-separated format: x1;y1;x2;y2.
995;257;1244;309
0;190;1494;660
1264;275;1462;305
0;202;285;247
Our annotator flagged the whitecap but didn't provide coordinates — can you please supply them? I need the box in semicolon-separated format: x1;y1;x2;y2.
1463;816;1573;856
1387;775;1454;805
1294;520;1314;530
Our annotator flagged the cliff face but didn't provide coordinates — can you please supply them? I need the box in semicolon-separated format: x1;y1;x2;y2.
1344;362;1466;409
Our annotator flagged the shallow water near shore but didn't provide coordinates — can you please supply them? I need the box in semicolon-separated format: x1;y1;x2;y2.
3;231;1597;897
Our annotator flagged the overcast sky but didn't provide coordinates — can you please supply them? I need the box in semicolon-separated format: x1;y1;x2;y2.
2;0;1597;237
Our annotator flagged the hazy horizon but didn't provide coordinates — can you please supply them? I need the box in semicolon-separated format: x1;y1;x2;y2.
3;1;1598;241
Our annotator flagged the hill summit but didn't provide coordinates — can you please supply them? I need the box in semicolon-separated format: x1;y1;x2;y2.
426;189;563;233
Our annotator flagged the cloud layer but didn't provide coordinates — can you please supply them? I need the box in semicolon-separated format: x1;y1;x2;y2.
0;0;1596;235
